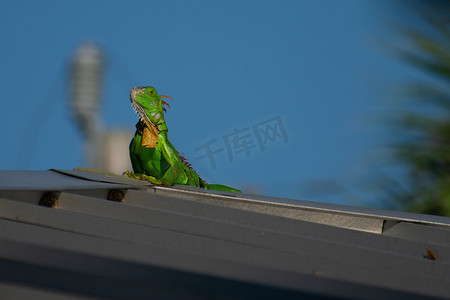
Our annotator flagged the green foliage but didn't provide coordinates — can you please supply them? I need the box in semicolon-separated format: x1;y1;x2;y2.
389;3;450;215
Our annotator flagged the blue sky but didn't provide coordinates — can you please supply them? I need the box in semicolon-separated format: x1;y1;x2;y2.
0;1;421;205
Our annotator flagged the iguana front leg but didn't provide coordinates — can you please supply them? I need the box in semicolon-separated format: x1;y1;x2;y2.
124;170;164;185
127;132;179;186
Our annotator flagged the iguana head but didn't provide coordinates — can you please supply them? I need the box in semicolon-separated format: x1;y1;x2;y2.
130;86;172;133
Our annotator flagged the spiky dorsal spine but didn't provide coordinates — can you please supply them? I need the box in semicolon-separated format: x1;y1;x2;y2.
178;153;207;188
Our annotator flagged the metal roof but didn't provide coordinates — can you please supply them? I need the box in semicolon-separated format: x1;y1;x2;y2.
0;169;449;299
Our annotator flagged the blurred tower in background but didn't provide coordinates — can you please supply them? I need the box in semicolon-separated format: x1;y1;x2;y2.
69;43;104;169
69;43;132;173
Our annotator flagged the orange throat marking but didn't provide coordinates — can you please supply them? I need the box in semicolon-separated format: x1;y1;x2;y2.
142;125;159;148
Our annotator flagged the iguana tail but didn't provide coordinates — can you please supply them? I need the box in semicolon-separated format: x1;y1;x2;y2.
204;184;242;193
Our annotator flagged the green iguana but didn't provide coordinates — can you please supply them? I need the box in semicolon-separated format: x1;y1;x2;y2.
125;86;241;193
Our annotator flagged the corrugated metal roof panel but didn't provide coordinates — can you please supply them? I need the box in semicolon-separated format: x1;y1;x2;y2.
0;169;449;299
0;170;134;191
